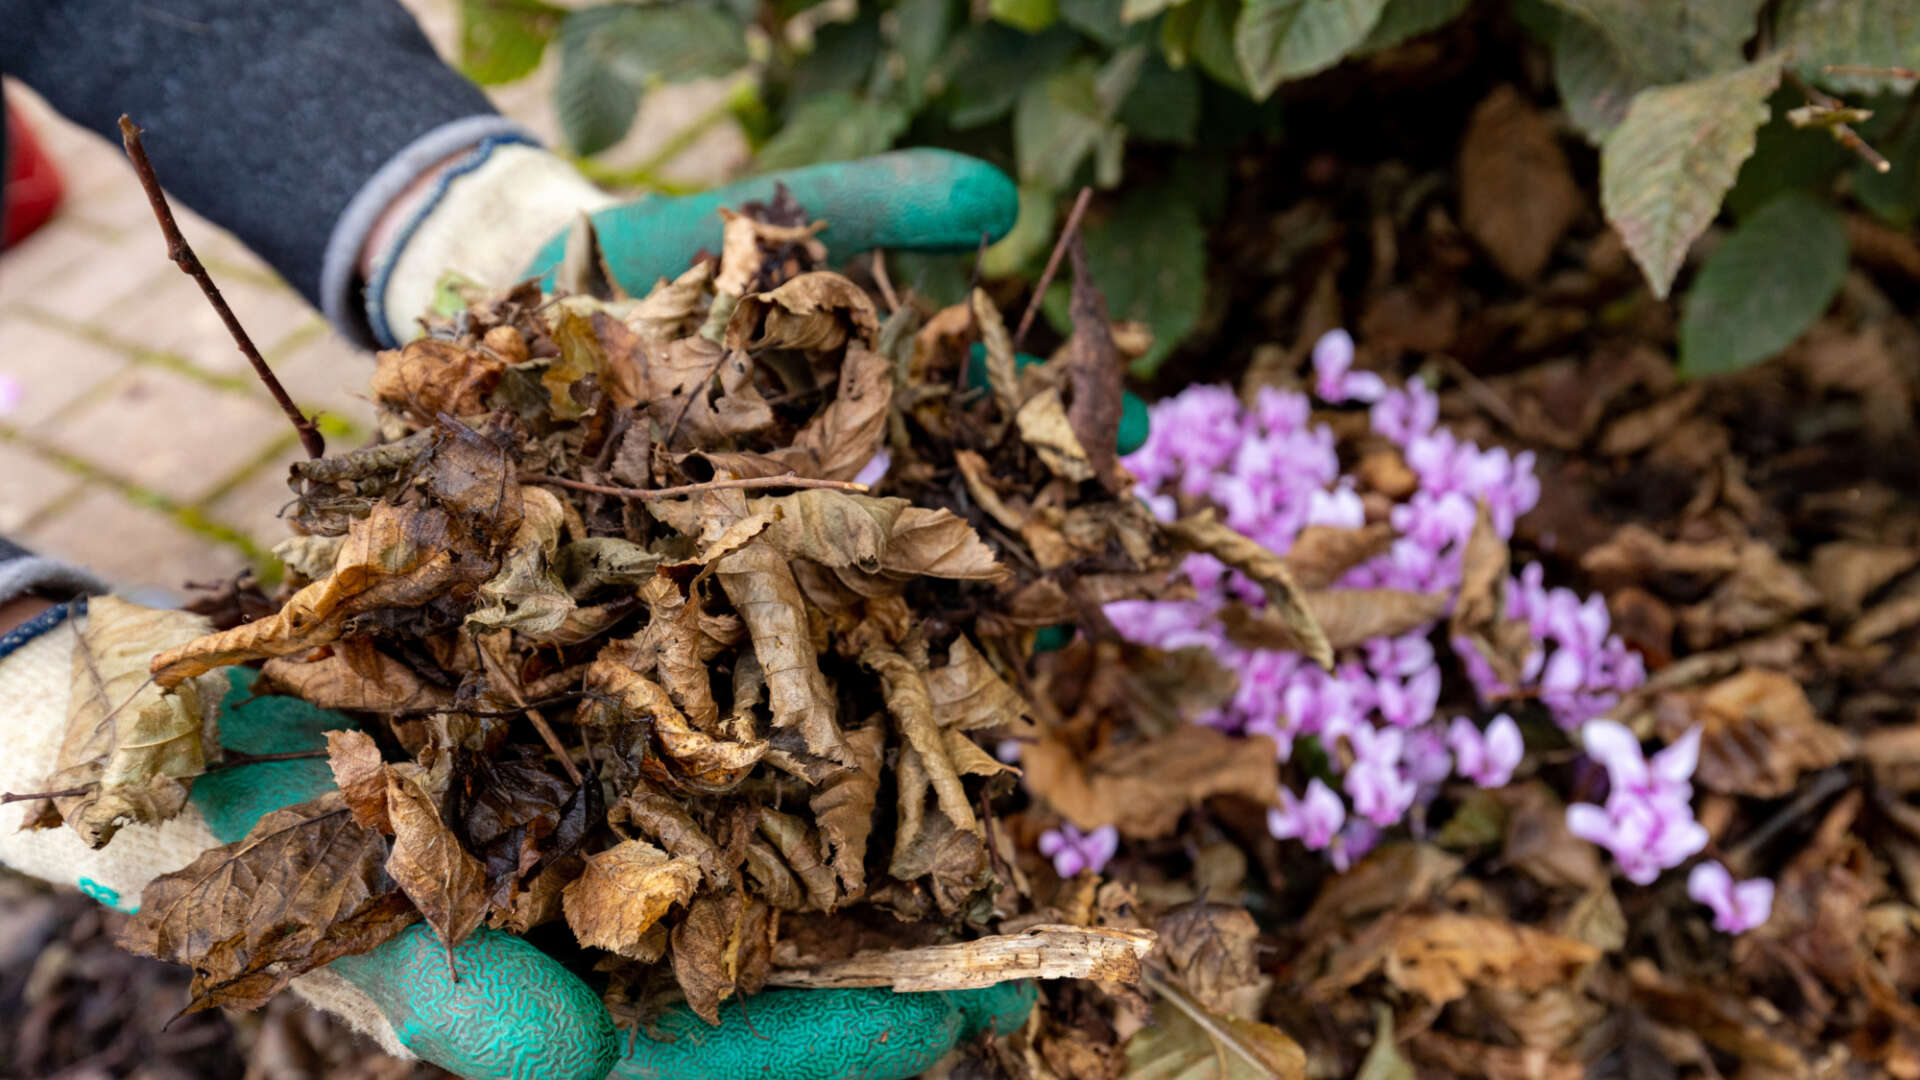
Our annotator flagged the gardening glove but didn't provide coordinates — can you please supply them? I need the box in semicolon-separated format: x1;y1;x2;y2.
364;138;1017;347
0;599;1036;1080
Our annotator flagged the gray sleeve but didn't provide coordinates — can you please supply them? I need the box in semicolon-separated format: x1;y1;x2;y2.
0;536;105;606
0;0;525;337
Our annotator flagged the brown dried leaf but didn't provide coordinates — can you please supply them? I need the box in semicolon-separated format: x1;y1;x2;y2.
1016;387;1096;483
757;808;839;911
261;641;454;716
119;792;417;1012
152;496;506;688
370;338;505;427
1023;726;1280;840
1809;541;1920;620
713;208;825;296
1301;844;1464;939
973;287;1022;420
766;924;1154;990
671;890;773;1024
325;730;391;834
716;541;848;763
954;448;1027;534
1580;525;1742;591
746;490;905;572
1128;979;1307;1080
1499;783;1606;891
385;770;487;951
810;724;883;896
1451;502;1530;687
769;344;891;481
1324;913;1598;1006
1459;86;1582;282
644;338;774;450
1157;903;1270;1019
1223;590;1445;654
866;647;978;847
925;635;1032;734
467;485;574;635
1282;524;1397;590
726;271;879;352
1847;574;1920;647
584;658;769;788
1167;511;1331;669
628;576;737;730
622;261;714;344
562;839;701;959
879;507;1008;581
1597;385;1706;457
541;305;605;421
617;789;727;886
1661;669;1856;798
1678;541;1821;649
1064;237;1124;490
44;596;223;847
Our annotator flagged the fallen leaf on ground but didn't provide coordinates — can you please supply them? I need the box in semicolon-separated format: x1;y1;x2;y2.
1023;726;1280;840
385;769;488;952
562;839;702;960
1166;510;1332;669
1660;669;1855;797
1459;85;1582;282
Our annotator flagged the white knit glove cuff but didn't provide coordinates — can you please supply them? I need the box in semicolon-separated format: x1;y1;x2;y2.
365;141;616;346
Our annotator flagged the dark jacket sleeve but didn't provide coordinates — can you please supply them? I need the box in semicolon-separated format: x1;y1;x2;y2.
0;0;506;308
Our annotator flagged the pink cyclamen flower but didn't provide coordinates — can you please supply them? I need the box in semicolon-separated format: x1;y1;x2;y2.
1345;726;1418;826
1583;720;1699;805
1687;860;1774;934
1448;714;1523;788
1037;823;1119;879
1567;721;1707;884
1269;778;1345;849
0;374;21;416
1312;329;1386;403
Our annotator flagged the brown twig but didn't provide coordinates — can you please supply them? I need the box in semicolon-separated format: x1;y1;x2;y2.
1784;73;1891;174
664;346;733;448
1826;64;1919;81
1014;186;1094;348
1;748;333;805
525;708;585;785
118;115;324;459
870;249;900;314
1;786;92;805
521;472;869;500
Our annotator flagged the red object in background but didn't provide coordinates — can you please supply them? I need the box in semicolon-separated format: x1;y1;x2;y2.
4;102;65;249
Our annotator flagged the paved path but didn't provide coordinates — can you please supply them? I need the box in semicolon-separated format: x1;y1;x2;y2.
0;0;745;601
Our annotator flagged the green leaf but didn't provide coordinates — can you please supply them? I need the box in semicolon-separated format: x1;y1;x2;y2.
756;91;911;171
1013;51;1140;189
1546;8;1642;141
1600;54;1783;298
790;14;884;101
1355;1006;1414;1080
1045;184;1207;375
1061;0;1130;45
1678;192;1847;378
458;0;562;86
1124;0;1188;23
984;183;1060;277
554;4;749;155
991;0;1059;32
1162;0;1251;94
1233;0;1391;100
1120;54;1202;144
1356;0;1467;54
1723;91;1848;219
893;0;955;105
1538;0;1762;86
1776;0;1920;96
943;23;1079;129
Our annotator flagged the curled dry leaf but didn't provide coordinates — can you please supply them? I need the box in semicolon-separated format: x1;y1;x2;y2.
1016;388;1097;483
925;635;1033;734
879;507;1009;582
746;490;905;572
1022;726;1281;840
119;791;417;1012
1282;524;1397;590
467;485;574;635
716;541;848;764
385;769;488;952
866;646;978;852
562;839;702;960
1128;974;1307;1080
757;807;839;912
765;924;1155;991
616;788;727;886
1659;669;1856;798
1451;502;1531;686
622;261;714;344
1678;541;1822;649
261;640;453;716
42;596;224;847
1808;541;1920;620
1165;510;1332;670
1223;589;1445;654
1458;85;1582;283
809;724;883;896
1064;236;1124;491
769;343;891;481
973;287;1021;420
325;729;391;834
583;658;768;788
671;890;773;1024
1157;903;1270;1019
726;271;879;353
1847;575;1920;648
370;338;505;428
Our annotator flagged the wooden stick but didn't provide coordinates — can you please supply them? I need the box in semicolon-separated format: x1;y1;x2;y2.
525;708;584;785
522;472;869;500
118;115;324;459
870;249;901;314
1014;186;1094;348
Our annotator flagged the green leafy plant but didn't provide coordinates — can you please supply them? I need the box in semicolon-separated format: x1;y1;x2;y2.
459;0;1920;378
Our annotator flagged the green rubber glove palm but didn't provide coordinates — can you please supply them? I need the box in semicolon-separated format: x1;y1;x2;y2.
525;149;1019;296
199;670;1034;1080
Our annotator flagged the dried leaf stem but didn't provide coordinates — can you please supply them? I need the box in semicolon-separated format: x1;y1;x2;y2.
522;473;869;500
2;748;331;804
1014;186;1094;348
117;115;325;459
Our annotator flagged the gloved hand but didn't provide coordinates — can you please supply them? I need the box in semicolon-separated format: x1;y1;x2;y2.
364;140;1017;347
0;599;1032;1080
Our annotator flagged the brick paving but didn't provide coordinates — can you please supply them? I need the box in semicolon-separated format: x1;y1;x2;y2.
0;0;747;601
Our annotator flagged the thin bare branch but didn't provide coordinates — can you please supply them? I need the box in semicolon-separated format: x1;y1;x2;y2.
521;472;869;500
1015;186;1094;348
